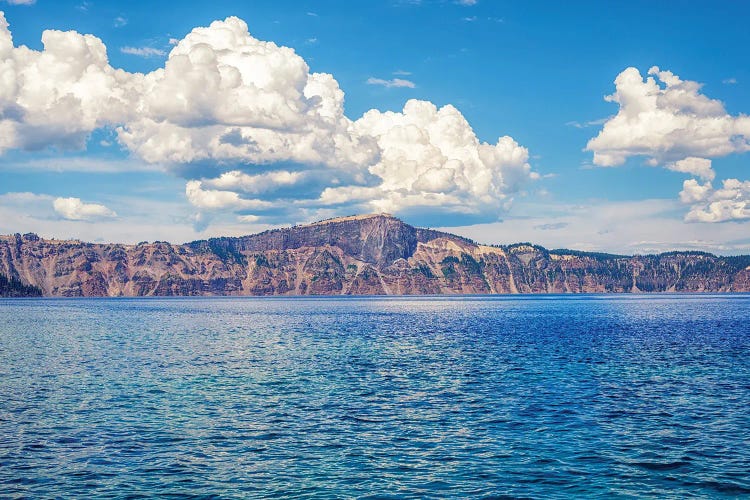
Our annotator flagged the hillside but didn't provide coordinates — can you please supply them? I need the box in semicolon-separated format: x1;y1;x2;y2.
1;215;749;296
0;272;42;297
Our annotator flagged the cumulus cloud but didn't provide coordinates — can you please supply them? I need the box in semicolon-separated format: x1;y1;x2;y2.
185;180;272;210
117;17;378;174
366;77;416;88
666;157;715;181
0;12;537;226
588;66;750;222
53;197;117;220
587;66;750;166
318;99;535;215
0;11;139;152
680;178;750;223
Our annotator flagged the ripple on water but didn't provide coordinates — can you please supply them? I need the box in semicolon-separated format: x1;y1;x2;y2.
0;295;748;498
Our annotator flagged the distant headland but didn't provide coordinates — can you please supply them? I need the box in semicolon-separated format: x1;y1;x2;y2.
2;214;749;297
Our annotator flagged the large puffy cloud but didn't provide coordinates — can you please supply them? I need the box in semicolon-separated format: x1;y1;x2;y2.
318;99;534;214
588;66;750;222
0;12;138;153
117;16;378;173
0;12;536;225
53;197;117;220
586;66;750;166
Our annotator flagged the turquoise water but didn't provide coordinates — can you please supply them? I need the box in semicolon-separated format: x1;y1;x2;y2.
1;295;749;498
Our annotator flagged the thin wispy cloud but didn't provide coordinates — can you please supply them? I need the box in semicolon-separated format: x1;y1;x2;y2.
121;46;167;57
723;77;738;84
366;77;416;88
393;70;412;76
456;0;477;5
114;16;127;27
1;0;36;5
0;157;160;174
566;117;609;129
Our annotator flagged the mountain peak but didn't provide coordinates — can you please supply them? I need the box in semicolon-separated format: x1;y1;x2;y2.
308;213;397;227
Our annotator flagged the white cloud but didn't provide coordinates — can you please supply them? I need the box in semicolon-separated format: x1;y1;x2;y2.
0;13;537;226
118;17;376;172
366;77;416;88
723;77;737;85
120;46;166;57
456;0;477;5
587;66;750;167
185;180;272;210
201;170;303;195
114;17;127;28
679;178;713;204
237;214;260;223
680;178;750;223
1;0;35;5
0;12;140;153
0;156;159;173
565;117;609;129
666;157;715;181
319;99;535;215
587;66;750;223
53;197;117;220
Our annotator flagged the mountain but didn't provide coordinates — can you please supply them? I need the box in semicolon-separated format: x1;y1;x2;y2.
1;214;749;296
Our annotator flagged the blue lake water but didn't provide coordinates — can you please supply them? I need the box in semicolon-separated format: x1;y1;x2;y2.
1;295;749;498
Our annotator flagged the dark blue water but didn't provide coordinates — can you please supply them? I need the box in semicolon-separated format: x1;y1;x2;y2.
1;295;749;498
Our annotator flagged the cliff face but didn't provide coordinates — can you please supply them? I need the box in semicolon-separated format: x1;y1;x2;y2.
1;215;749;297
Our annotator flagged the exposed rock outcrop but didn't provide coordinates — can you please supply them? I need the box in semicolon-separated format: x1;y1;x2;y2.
1;215;749;296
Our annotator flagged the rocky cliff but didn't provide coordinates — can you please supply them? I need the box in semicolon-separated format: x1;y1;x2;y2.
1;214;749;296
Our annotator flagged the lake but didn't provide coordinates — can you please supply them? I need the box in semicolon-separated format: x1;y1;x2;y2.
1;295;749;498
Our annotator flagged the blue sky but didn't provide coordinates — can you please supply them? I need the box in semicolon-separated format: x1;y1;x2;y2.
1;0;749;254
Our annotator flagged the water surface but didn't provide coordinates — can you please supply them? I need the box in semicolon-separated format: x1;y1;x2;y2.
1;295;749;498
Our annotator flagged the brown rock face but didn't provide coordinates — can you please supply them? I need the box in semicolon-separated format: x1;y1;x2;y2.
1;214;749;296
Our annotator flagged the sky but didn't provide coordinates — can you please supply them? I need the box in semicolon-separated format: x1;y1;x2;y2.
1;0;749;254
